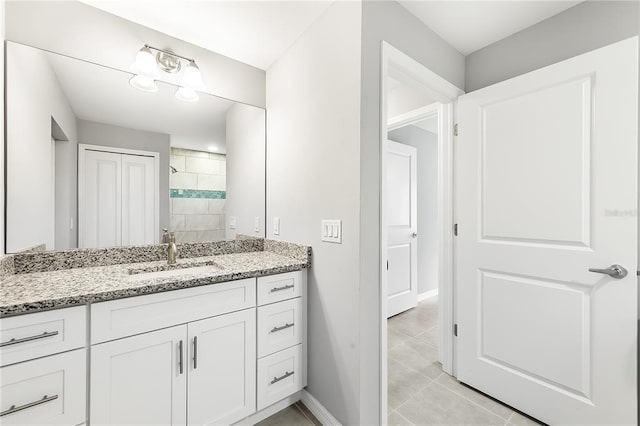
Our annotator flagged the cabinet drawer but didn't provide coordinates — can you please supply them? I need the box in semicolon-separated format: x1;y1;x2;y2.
91;278;256;344
257;298;302;358
0;307;86;367
257;271;304;306
257;344;303;411
0;349;86;425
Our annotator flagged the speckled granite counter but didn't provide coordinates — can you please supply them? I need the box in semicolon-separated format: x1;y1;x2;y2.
0;239;311;317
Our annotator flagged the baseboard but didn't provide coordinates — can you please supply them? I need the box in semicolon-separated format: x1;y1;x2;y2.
418;288;438;302
235;392;301;425
300;389;341;425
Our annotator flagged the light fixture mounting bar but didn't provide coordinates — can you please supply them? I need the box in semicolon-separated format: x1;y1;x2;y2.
144;44;196;64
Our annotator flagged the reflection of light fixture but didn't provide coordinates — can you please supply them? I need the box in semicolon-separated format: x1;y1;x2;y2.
129;44;206;102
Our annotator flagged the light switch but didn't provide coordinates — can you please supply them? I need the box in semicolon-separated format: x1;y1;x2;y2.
273;217;280;235
254;216;261;233
229;216;237;229
321;220;342;243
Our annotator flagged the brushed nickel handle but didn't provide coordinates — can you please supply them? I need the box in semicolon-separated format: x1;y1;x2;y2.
193;336;198;370
178;340;184;374
270;371;294;385
270;284;294;293
0;394;59;417
411;232;418;238
0;331;59;347
270;323;294;333
589;264;628;279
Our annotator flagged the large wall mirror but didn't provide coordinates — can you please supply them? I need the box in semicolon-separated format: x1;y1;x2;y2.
5;41;266;253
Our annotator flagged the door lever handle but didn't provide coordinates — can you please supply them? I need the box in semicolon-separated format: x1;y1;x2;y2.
588;264;628;279
411;232;418;238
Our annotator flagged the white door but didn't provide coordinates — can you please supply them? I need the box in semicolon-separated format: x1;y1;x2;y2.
91;325;187;426
386;140;418;317
187;309;256;425
122;154;156;246
456;37;638;425
80;149;121;248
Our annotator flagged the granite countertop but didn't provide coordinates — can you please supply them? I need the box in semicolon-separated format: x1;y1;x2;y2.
0;251;308;317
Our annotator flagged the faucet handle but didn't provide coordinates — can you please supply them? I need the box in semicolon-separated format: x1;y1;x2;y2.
162;229;170;244
169;232;176;244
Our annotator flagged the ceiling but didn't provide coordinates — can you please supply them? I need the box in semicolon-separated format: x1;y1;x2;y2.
82;1;582;69
398;1;582;55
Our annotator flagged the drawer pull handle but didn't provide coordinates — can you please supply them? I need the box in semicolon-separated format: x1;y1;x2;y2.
270;323;294;333
270;284;294;293
270;371;294;385
0;331;59;347
1;394;59;417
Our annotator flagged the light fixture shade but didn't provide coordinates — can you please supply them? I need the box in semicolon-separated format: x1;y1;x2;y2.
181;61;205;90
129;74;158;93
175;86;199;102
135;46;157;76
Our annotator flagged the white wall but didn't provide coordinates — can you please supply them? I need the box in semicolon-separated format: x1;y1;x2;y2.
225;103;266;239
5;1;265;108
78;120;171;239
6;42;78;253
388;125;439;295
359;2;465;422
266;2;362;423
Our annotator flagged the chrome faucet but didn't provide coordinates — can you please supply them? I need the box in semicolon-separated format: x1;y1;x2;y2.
163;229;178;265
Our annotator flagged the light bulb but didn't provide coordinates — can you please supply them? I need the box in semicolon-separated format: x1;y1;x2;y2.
181;61;205;90
129;74;158;93
135;46;157;76
175;86;199;102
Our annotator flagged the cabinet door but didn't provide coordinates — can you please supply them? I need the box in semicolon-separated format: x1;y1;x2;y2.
121;154;157;246
91;325;187;426
188;309;256;425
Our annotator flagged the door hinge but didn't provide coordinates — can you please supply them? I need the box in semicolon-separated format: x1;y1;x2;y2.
454;324;458;337
453;123;458;136
387;260;389;271
454;223;458;236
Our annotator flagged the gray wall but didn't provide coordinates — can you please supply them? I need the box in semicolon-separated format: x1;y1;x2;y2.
225;103;266;239
466;1;640;91
78;120;171;239
5;1;265;108
359;2;465;422
388;125;439;295
266;2;362;424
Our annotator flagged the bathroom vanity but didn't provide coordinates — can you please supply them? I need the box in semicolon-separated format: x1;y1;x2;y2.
0;239;310;425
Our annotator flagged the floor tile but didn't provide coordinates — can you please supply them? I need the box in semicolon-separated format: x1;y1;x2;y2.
256;405;313;426
388;409;415;426
388;358;432;410
388;326;412;349
388;339;442;379
396;382;505;426
434;373;514;421
509;410;545;425
415;325;438;346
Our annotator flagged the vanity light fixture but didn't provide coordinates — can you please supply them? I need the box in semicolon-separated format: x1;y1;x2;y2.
129;45;206;102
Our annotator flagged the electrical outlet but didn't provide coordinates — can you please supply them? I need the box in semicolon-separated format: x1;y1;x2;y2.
273;217;280;235
321;220;342;243
229;216;236;229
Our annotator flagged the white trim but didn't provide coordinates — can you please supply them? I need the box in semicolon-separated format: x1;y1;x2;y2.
78;144;160;247
300;389;341;426
234;392;301;426
387;103;439;132
380;41;464;425
417;288;439;302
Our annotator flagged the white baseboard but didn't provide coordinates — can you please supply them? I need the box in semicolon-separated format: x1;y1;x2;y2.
300;389;341;425
235;392;300;425
418;288;438;302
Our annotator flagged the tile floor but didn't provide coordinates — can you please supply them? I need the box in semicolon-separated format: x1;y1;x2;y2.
256;401;319;426
388;297;543;426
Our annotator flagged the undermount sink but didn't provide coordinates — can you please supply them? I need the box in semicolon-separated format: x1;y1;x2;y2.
128;262;222;280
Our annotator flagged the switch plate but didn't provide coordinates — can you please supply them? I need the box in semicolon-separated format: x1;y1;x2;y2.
273;217;280;235
321;220;342;243
254;216;261;233
229;216;237;229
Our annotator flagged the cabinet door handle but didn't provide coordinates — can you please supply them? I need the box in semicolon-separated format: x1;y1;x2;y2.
270;284;294;293
270;323;294;333
0;394;59;417
0;331;59;347
178;340;184;375
270;371;294;385
193;336;198;370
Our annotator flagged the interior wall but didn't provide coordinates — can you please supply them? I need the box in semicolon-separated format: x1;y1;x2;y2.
266;2;362;423
359;2;465;422
465;1;640;91
78;120;170;239
225;103;266;239
5;1;265;108
6;42;78;253
388;125;439;295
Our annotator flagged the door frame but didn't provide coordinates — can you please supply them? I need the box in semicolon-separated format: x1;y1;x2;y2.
78;144;160;247
379;41;464;422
